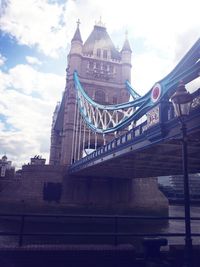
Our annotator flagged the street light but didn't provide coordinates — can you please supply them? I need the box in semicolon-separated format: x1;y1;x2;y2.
171;81;193;267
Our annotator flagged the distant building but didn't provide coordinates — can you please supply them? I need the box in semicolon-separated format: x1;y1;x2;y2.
158;176;170;186
169;174;200;199
158;184;175;198
15;169;22;179
0;155;15;179
30;155;46;166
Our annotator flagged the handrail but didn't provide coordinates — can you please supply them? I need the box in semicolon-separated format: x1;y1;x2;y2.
0;213;199;247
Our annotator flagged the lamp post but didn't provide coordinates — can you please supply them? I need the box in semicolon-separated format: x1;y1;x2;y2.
171;81;193;267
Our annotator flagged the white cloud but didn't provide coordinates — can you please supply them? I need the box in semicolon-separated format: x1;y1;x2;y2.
1;0;199;62
0;0;67;57
26;56;42;65
0;53;6;66
0;121;5;131
132;52;174;94
0;64;65;168
0;64;65;99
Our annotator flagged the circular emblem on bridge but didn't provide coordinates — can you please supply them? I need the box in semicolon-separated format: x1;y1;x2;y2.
151;83;161;103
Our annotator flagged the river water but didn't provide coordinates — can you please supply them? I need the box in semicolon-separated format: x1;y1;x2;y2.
165;205;200;245
0;205;199;249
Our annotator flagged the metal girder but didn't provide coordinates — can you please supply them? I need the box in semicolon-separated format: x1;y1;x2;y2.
69;106;200;178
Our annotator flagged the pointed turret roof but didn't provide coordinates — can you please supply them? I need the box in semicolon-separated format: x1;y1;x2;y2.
121;32;132;52
122;39;132;52
71;19;82;43
83;23;121;60
2;155;7;161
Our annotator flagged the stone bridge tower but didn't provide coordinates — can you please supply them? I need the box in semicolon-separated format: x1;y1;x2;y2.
36;20;168;216
50;20;132;165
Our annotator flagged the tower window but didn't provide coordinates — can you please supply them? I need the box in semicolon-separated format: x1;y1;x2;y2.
97;49;101;57
113;96;117;104
96;63;100;69
95;90;106;104
102;63;107;71
103;50;107;59
88;61;93;69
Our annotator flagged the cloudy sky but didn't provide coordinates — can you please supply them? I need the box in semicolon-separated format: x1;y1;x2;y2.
0;0;199;168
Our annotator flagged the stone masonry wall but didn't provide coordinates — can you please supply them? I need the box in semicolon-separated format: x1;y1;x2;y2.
0;165;168;215
19;165;66;203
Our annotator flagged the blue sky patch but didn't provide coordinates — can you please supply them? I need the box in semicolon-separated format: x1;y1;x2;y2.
0;114;18;132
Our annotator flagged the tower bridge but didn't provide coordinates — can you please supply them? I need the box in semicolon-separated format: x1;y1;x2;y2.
47;21;200;215
4;22;198;216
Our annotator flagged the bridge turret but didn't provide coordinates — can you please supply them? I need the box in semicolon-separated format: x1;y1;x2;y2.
121;31;132;82
68;20;83;75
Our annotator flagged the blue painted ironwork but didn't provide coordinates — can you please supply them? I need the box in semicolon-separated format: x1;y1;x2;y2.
69;88;200;175
125;80;141;99
73;38;200;134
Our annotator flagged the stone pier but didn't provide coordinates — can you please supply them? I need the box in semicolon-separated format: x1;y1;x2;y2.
0;165;168;215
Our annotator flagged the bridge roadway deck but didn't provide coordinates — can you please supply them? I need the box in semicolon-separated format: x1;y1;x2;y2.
69;100;200;179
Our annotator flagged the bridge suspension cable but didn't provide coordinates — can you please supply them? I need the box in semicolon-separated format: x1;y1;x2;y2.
71;97;78;164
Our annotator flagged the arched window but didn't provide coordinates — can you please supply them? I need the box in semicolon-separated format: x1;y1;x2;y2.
103;50;107;59
110;65;114;72
113;96;117;104
95;90;106;103
96;63;100;69
88;61;93;69
97;49;101;57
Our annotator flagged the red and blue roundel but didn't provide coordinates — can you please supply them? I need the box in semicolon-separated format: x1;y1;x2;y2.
151;83;161;103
